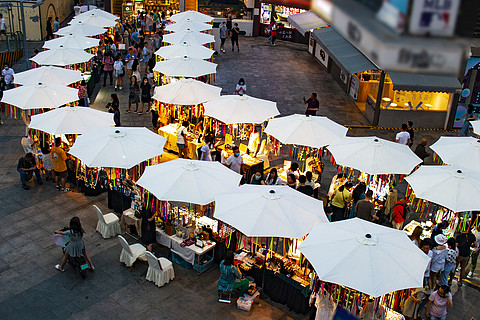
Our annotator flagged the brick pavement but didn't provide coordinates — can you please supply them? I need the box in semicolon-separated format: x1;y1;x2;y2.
0;36;479;320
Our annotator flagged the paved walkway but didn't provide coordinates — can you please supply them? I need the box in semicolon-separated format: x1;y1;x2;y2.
0;36;479;320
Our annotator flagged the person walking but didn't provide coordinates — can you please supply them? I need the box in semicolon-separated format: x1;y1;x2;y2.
17;153;43;190
2;64;15;89
457;104;476;137
113;56;124;90
425;285;453;320
46;17;54;40
429;234;447;290
200;136;214;161
395;123;410;145
51;137;68;192
441;237;458;286
406;121;414;147
107;93;121;127
219;22;227;53
270;24;278;45
77;80;88;107
139;77;151;115
391;197;408;230
102;52;114;87
467;236;480;279
330;182;352;222
231;23;240;52
125;48;137;79
355;190;378;222
127;75;140;114
303;93;319;116
53;17;60;33
455;227;477;286
0;13;6;38
414;138;430;165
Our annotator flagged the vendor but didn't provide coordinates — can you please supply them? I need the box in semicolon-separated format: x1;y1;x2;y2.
176;120;189;158
218;251;249;297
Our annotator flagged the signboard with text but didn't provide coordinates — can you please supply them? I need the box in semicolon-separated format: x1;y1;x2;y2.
409;0;460;36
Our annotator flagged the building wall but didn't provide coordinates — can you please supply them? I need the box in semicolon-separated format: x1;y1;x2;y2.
0;4;42;41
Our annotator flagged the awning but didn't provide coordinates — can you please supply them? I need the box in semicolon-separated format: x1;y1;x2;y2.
287;10;328;35
312;27;377;74
388;72;462;93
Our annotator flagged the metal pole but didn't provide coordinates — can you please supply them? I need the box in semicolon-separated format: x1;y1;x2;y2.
373;70;386;126
19;0;29;70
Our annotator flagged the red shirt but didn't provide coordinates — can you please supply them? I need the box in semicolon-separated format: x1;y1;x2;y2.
392;200;407;223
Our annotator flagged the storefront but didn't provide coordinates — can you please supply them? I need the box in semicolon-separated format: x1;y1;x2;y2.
258;0;310;43
115;0;180;23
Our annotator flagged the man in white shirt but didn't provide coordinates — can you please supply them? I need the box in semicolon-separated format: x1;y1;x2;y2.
226;146;243;174
0;14;6;38
2;64;14;89
176;120;189;158
395;123;410;145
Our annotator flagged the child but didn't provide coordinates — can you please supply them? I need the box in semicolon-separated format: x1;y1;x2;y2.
40;146;54;181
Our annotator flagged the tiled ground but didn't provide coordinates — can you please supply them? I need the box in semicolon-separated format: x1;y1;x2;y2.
0;36;479;320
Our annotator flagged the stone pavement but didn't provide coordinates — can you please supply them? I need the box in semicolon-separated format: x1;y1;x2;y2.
0;36;479;320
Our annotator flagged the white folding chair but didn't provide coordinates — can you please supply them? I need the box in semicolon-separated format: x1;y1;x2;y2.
145;251;175;287
118;235;146;270
93;205;121;238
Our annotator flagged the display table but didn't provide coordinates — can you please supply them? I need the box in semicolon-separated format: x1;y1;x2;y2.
156;228;216;275
120;208;142;237
246;267;311;314
158;124;205;159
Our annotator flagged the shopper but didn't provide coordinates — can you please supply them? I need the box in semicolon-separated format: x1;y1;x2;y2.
270;24;278;45
40;146;54;182
287;162;300;179
235;78;246;95
414;138;430;165
408;226;423;247
355;190;378;222
102;52;114;87
132;59;141;83
141;41;150;63
296;175;313;196
77;80;88;107
53;17;60;33
265;168;282;185
46;17;54;40
457;104;475;137
429;234;447;290
350;182;366;218
152;32;162;51
425;285;453;320
441;237;458;286
219;22;227;53
176;120;189;158
54;217;94;271
395;124;410;145
127;75;140;114
391;197;408;230
125;48;137;79
250;171;265;185
2;63;15;89
286;173;296;189
231;23;240;52
218;251;249;297
303;93;319;116
113;56;124;90
403;287;426;320
421;239;434;289
331;182;352;222
200;136;214;161
17;153;43;190
139;77;151;115
226;146;243;174
140;208;156;252
406;121;414;147
455;226;477;286
467;238;480;279
107;93;121;127
51;137;68;192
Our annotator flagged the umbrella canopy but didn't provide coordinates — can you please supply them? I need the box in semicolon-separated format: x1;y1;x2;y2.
30;46;94;66
136;159;242;205
327;136;422;175
153;56;217;78
163;30;215;45
13;66;83;86
471;120;480;136
165;19;213;33
169;10;213;23
214;185;328;238
68;127;167;169
405;165;480;212
29;106;114;135
155;42;214;60
299;218;430;297
55;22;106;37
1;83;79;110
70;14;118;28
76;8;119;21
203;95;279;124
264;114;347;148
430;136;480;171
43;34;100;50
152;78;221;105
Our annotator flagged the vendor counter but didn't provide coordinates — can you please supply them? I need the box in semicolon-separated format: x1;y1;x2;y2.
158;124;204;160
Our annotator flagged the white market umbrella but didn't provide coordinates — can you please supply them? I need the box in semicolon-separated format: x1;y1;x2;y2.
28;106;114;135
264;114;347;148
155;42;214;60
299;218;430;297
13;66;83;86
471;120;480;136
203;95;279;124
1;83;79;110
327;136;422;175
152;78;221;105
69;127;167;169
165;19;213;33
76;9;119;21
214;185;328;238
430;136;480;171
70;14;118;28
31;46;94;66
136;159;242;205
55;22;106;37
169;10;213;23
43;34;100;50
153;56;217;78
405;165;480;212
163;30;215;45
